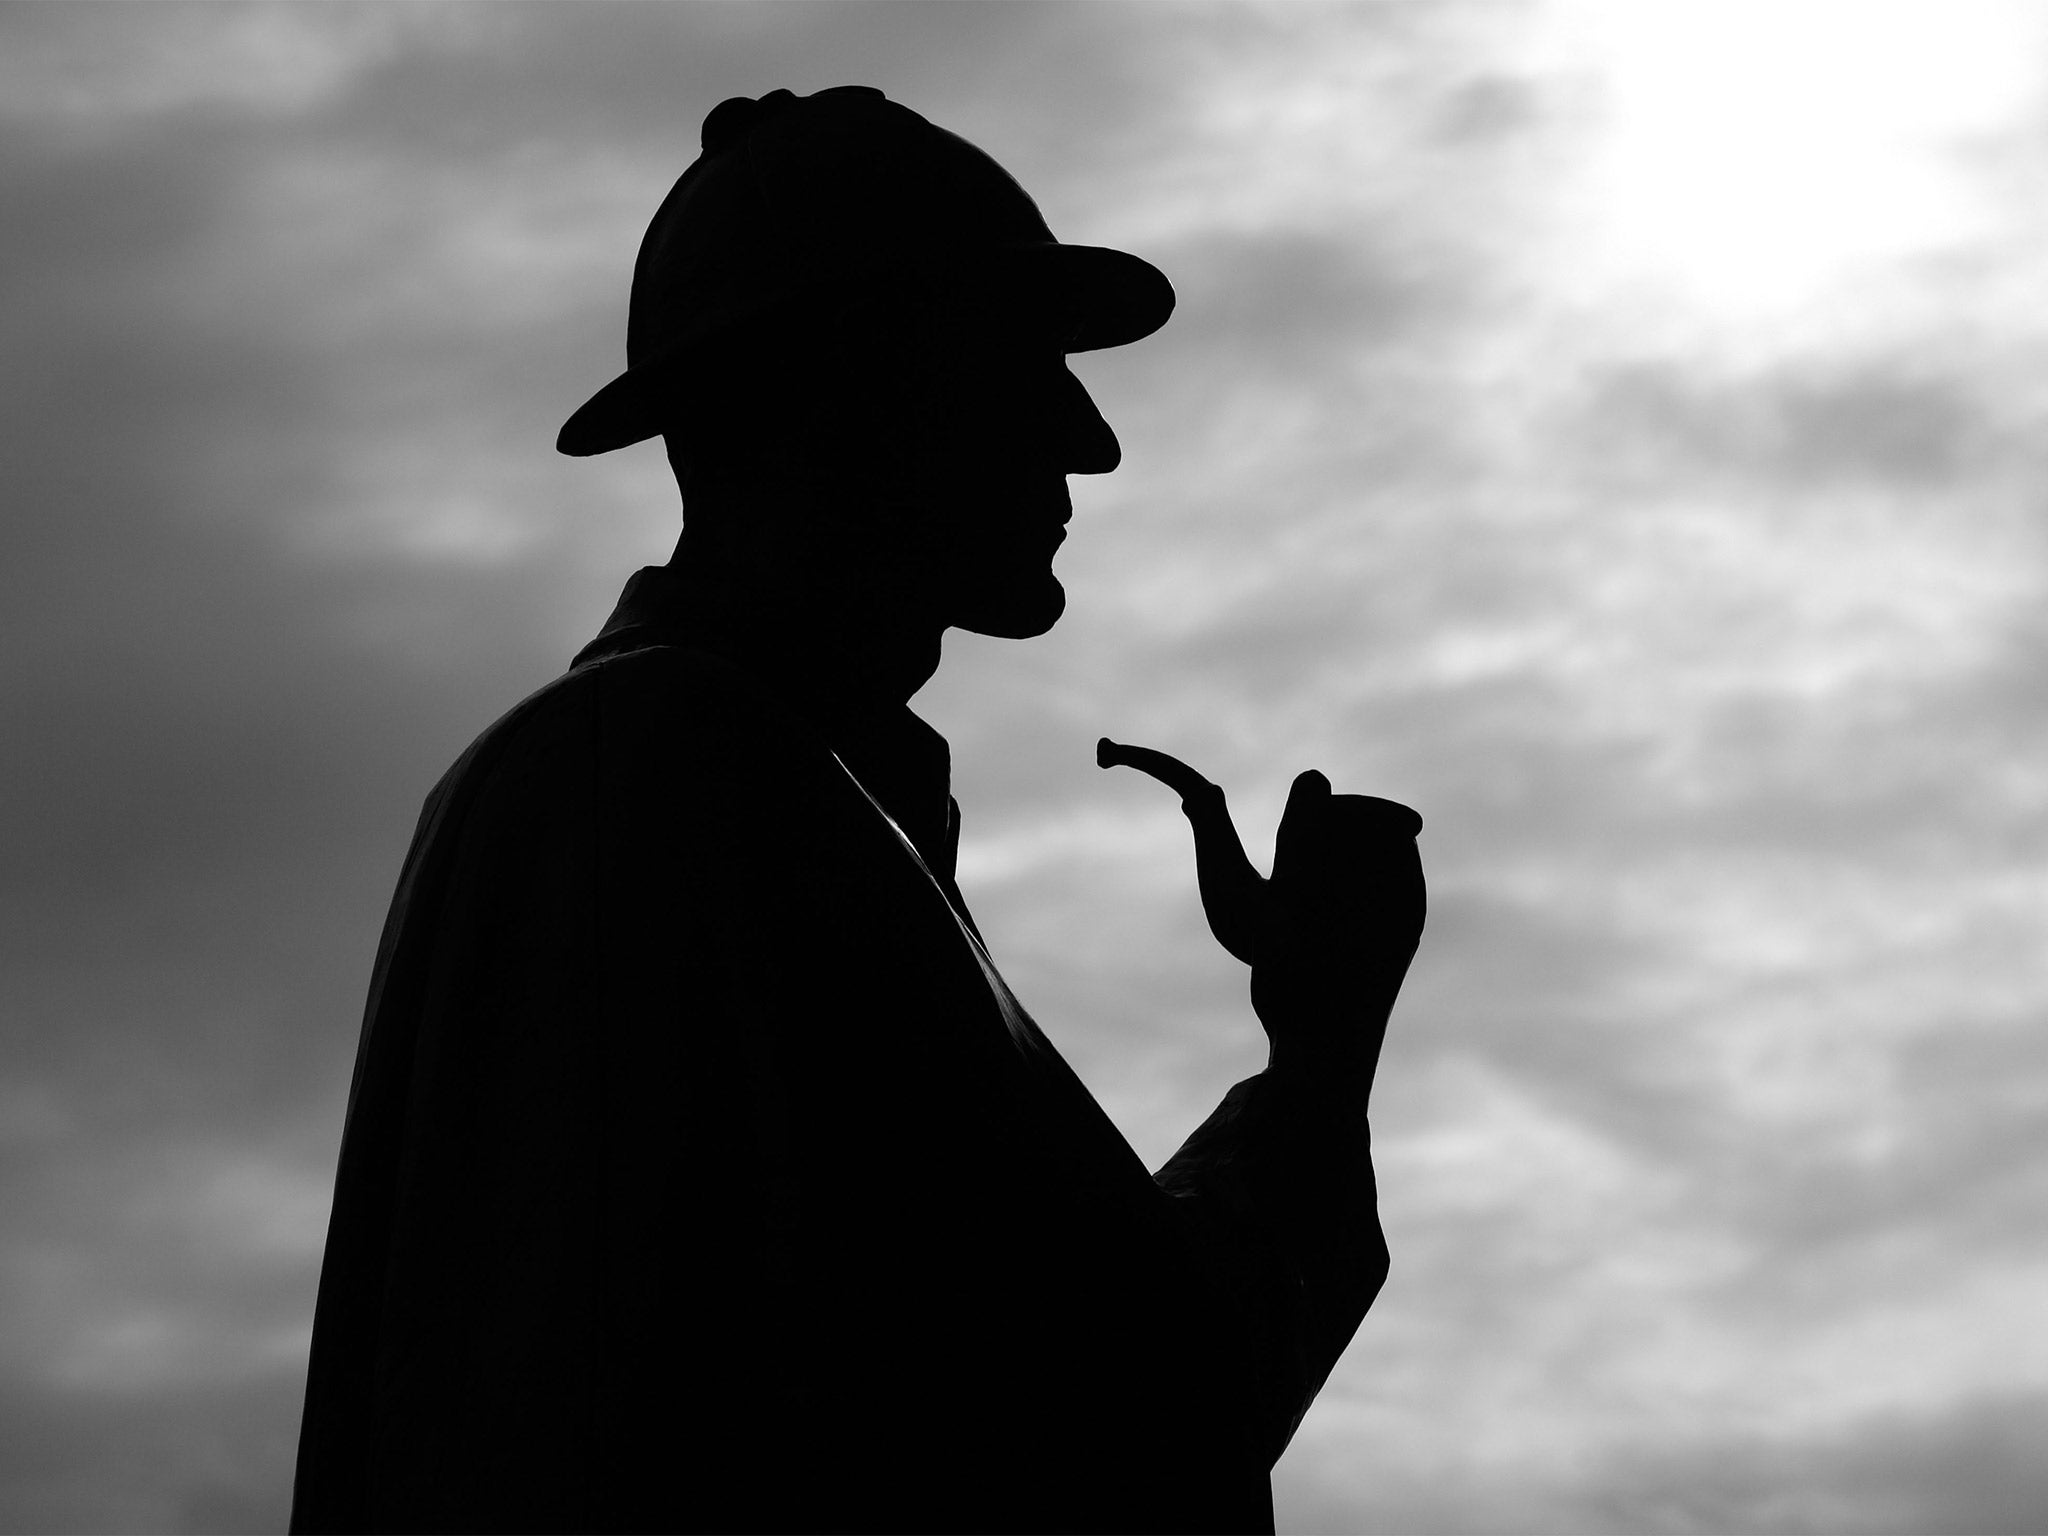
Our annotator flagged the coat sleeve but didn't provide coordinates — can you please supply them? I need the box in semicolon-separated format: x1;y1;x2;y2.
1153;1067;1390;1470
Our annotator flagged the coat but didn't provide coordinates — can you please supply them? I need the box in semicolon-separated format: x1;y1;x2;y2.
290;566;1389;1534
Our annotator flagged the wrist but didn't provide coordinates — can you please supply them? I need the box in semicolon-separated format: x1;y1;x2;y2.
1264;1040;1379;1094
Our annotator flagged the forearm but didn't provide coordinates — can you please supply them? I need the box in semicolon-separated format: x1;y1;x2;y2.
1154;1062;1389;1464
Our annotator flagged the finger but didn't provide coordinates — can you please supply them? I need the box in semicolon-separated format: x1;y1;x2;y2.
1272;769;1330;890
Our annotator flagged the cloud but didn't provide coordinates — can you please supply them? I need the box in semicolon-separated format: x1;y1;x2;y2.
1589;1391;2048;1536
4;4;2047;1533
0;3;431;124
1280;1388;2048;1534
0;1371;302;1535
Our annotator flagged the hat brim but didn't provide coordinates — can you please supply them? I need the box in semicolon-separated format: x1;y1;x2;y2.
555;242;1173;457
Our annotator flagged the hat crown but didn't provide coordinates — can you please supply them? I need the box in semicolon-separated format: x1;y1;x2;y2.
624;87;1055;369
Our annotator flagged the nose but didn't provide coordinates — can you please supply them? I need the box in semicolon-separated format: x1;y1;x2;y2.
1058;367;1121;475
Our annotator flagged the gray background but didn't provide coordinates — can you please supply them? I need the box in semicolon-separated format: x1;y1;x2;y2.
3;3;2044;1531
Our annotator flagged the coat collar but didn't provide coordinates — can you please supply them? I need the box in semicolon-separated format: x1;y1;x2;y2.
574;566;958;874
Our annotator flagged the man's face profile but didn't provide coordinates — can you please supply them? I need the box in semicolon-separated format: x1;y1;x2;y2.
848;295;1123;640
672;290;1124;643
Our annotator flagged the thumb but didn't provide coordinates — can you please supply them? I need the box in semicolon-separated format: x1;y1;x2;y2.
1273;769;1330;883
1281;768;1330;826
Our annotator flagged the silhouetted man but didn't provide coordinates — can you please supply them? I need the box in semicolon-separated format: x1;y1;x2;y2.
293;87;1424;1534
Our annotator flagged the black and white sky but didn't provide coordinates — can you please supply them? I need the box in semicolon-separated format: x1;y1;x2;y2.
3;3;2046;1532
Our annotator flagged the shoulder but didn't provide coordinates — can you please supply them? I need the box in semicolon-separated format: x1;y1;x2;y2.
386;644;846;966
405;645;864;927
435;643;827;810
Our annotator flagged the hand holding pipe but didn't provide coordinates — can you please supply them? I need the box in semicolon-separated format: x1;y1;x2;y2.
1097;735;1425;1005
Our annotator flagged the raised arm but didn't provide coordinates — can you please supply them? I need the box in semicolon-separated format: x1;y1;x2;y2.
1103;742;1426;1464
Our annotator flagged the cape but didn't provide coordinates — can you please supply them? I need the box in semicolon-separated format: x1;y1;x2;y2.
291;569;1388;1533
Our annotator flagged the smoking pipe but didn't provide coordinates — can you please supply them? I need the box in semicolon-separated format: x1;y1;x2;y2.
1097;736;1265;965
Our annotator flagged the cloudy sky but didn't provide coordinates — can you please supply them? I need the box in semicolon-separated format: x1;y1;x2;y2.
4;2;2046;1531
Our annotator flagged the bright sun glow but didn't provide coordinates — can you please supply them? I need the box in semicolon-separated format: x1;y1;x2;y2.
1539;0;2040;331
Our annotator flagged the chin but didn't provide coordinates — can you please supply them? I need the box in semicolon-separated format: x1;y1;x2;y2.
955;573;1066;639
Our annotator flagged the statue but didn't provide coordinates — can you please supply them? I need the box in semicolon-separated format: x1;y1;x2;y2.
290;86;1424;1534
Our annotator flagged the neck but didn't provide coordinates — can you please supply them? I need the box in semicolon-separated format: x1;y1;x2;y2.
664;486;946;717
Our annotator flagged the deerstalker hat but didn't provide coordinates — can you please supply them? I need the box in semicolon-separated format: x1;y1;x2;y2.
556;85;1175;457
